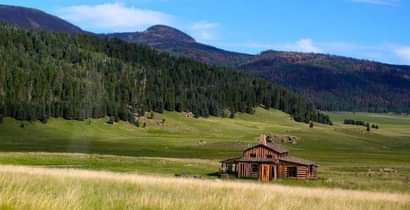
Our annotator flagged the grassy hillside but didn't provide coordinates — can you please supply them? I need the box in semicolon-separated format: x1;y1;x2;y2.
0;108;409;192
0;166;408;210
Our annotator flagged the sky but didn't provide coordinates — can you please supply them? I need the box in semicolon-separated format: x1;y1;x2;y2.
2;0;410;65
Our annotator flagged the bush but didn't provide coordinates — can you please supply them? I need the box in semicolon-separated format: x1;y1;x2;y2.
344;119;370;127
309;121;314;128
107;116;115;125
39;115;48;124
0;114;3;124
134;120;140;127
147;111;154;119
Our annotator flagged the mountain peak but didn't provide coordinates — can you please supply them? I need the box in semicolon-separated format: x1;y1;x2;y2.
144;25;196;43
0;4;84;34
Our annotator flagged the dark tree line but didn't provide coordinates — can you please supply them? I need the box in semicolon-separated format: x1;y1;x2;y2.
343;119;379;129
0;24;331;124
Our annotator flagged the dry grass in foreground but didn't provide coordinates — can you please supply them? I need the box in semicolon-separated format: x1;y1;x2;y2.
0;165;409;210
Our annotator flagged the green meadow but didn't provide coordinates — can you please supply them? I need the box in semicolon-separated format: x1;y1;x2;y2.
0;108;409;193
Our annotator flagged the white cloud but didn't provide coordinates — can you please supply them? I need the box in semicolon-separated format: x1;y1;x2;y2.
294;38;323;53
190;21;219;42
243;38;323;53
224;38;326;53
395;47;410;64
59;3;173;32
350;0;400;6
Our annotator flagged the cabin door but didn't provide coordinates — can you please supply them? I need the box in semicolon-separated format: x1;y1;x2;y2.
259;164;272;182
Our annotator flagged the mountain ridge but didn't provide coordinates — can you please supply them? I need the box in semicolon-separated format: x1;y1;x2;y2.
0;4;409;113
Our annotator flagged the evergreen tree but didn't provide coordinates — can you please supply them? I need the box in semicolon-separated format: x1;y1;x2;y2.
0;23;332;125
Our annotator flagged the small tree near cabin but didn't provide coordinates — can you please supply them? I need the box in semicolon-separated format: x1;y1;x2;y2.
147;111;154;119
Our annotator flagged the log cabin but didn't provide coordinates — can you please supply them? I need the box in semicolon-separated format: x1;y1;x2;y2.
220;135;317;182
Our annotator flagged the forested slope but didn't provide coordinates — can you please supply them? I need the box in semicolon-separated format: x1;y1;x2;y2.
0;24;330;124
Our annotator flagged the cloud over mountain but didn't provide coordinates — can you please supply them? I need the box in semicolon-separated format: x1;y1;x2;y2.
59;2;173;32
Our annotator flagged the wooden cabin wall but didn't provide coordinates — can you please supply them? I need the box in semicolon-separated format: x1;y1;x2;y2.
277;164;287;177
243;146;284;159
238;162;258;178
296;166;308;178
278;162;313;179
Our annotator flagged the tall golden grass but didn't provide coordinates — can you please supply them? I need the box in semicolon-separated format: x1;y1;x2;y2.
0;165;408;210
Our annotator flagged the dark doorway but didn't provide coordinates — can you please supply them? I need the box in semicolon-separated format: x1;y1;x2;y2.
287;167;297;177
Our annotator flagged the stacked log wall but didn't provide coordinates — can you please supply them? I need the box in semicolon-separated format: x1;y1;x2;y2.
243;146;281;160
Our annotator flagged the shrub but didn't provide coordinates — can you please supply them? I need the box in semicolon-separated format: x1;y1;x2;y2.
107;116;115;125
39;115;48;124
147;111;154;119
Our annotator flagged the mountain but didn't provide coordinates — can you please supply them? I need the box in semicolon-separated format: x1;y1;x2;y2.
0;4;84;34
0;23;331;124
239;51;410;112
1;4;409;113
103;25;253;67
102;28;410;114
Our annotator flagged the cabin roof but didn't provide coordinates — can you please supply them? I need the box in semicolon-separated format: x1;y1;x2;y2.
279;156;317;166
244;143;288;154
220;157;241;163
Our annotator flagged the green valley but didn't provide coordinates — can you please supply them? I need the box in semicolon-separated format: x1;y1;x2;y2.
0;108;409;193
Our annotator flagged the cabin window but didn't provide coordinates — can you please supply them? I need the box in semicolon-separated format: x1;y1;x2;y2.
251;164;258;172
250;153;256;158
287;167;297;177
266;154;273;159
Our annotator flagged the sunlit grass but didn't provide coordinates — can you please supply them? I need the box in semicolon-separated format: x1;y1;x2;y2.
0;165;408;210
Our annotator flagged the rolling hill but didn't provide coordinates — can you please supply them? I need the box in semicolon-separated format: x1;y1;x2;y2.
1;4;409;113
0;23;330;124
106;29;410;113
239;50;410;112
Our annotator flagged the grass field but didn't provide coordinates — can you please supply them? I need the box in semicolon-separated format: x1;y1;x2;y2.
0;108;409;196
0;165;408;210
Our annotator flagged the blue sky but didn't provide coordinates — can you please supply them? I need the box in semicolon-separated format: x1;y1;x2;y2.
2;0;410;64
